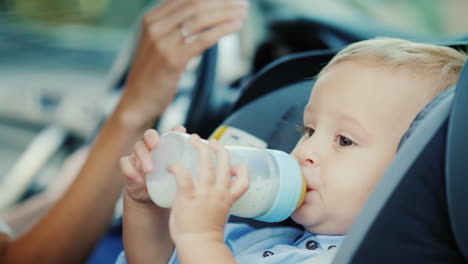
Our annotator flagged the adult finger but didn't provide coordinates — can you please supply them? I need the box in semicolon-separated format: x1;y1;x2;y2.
190;134;216;188
230;164;250;202
134;141;153;173
143;129;160;150
154;16;242;70
210;139;231;190
183;4;247;37
184;19;243;57
168;162;194;198
143;0;186;24
149;0;246;39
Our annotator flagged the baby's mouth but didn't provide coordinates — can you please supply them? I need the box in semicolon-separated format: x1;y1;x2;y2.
306;186;314;192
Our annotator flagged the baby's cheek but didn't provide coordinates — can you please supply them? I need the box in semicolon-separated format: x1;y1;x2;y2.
331;174;370;210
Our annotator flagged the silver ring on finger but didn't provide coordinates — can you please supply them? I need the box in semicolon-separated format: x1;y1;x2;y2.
179;23;190;39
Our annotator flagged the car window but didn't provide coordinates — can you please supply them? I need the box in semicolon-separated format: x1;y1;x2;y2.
0;0;152;94
260;0;468;38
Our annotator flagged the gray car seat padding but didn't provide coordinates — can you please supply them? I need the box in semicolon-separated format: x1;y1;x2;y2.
233;50;334;112
333;88;455;263
397;86;455;150
224;80;312;227
222;80;313;153
446;63;468;260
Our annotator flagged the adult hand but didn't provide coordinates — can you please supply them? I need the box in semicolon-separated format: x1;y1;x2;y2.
119;0;249;127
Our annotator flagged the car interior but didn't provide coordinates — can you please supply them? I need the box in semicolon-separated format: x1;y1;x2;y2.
1;0;468;263
210;42;468;263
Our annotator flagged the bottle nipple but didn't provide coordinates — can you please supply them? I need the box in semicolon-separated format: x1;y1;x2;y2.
296;175;307;209
253;150;304;222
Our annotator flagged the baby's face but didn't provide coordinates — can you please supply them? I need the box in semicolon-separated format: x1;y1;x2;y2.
290;60;436;235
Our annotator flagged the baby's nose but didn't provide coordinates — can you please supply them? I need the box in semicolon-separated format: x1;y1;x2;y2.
303;157;319;168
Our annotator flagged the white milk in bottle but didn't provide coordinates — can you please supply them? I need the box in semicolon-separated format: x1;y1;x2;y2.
146;131;306;222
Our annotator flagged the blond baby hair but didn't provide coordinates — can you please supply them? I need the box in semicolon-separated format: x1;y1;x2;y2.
319;37;467;95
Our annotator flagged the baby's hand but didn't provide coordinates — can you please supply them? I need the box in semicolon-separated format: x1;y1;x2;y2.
120;126;187;203
168;135;250;244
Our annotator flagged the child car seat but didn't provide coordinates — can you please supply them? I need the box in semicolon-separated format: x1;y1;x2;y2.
212;45;468;263
446;63;468;261
332;61;468;264
96;41;467;263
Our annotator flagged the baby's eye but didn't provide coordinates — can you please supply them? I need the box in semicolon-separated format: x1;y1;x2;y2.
337;135;354;147
298;126;315;138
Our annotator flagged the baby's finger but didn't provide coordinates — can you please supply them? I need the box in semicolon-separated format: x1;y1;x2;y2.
210;139;231;190
143;129;160;150
168;163;194;198
130;153;145;176
171;125;187;133
230;164;250;202
134;141;153;173
120;156;143;184
190;134;216;188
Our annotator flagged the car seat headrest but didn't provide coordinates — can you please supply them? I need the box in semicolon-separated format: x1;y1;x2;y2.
446;61;468;260
398;86;456;150
214;80;313;152
233;50;335;112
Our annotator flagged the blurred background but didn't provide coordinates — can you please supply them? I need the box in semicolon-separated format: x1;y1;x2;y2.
0;0;467;259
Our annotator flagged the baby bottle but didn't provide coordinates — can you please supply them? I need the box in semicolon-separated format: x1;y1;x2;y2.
146;131;306;222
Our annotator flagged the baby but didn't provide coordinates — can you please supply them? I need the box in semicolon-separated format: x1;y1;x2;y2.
116;38;466;264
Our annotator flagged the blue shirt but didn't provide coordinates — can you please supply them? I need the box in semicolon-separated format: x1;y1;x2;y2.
116;222;344;263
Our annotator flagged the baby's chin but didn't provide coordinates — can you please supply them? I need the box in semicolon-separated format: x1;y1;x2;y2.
290;207;313;228
290;214;318;234
295;215;351;235
290;207;333;234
